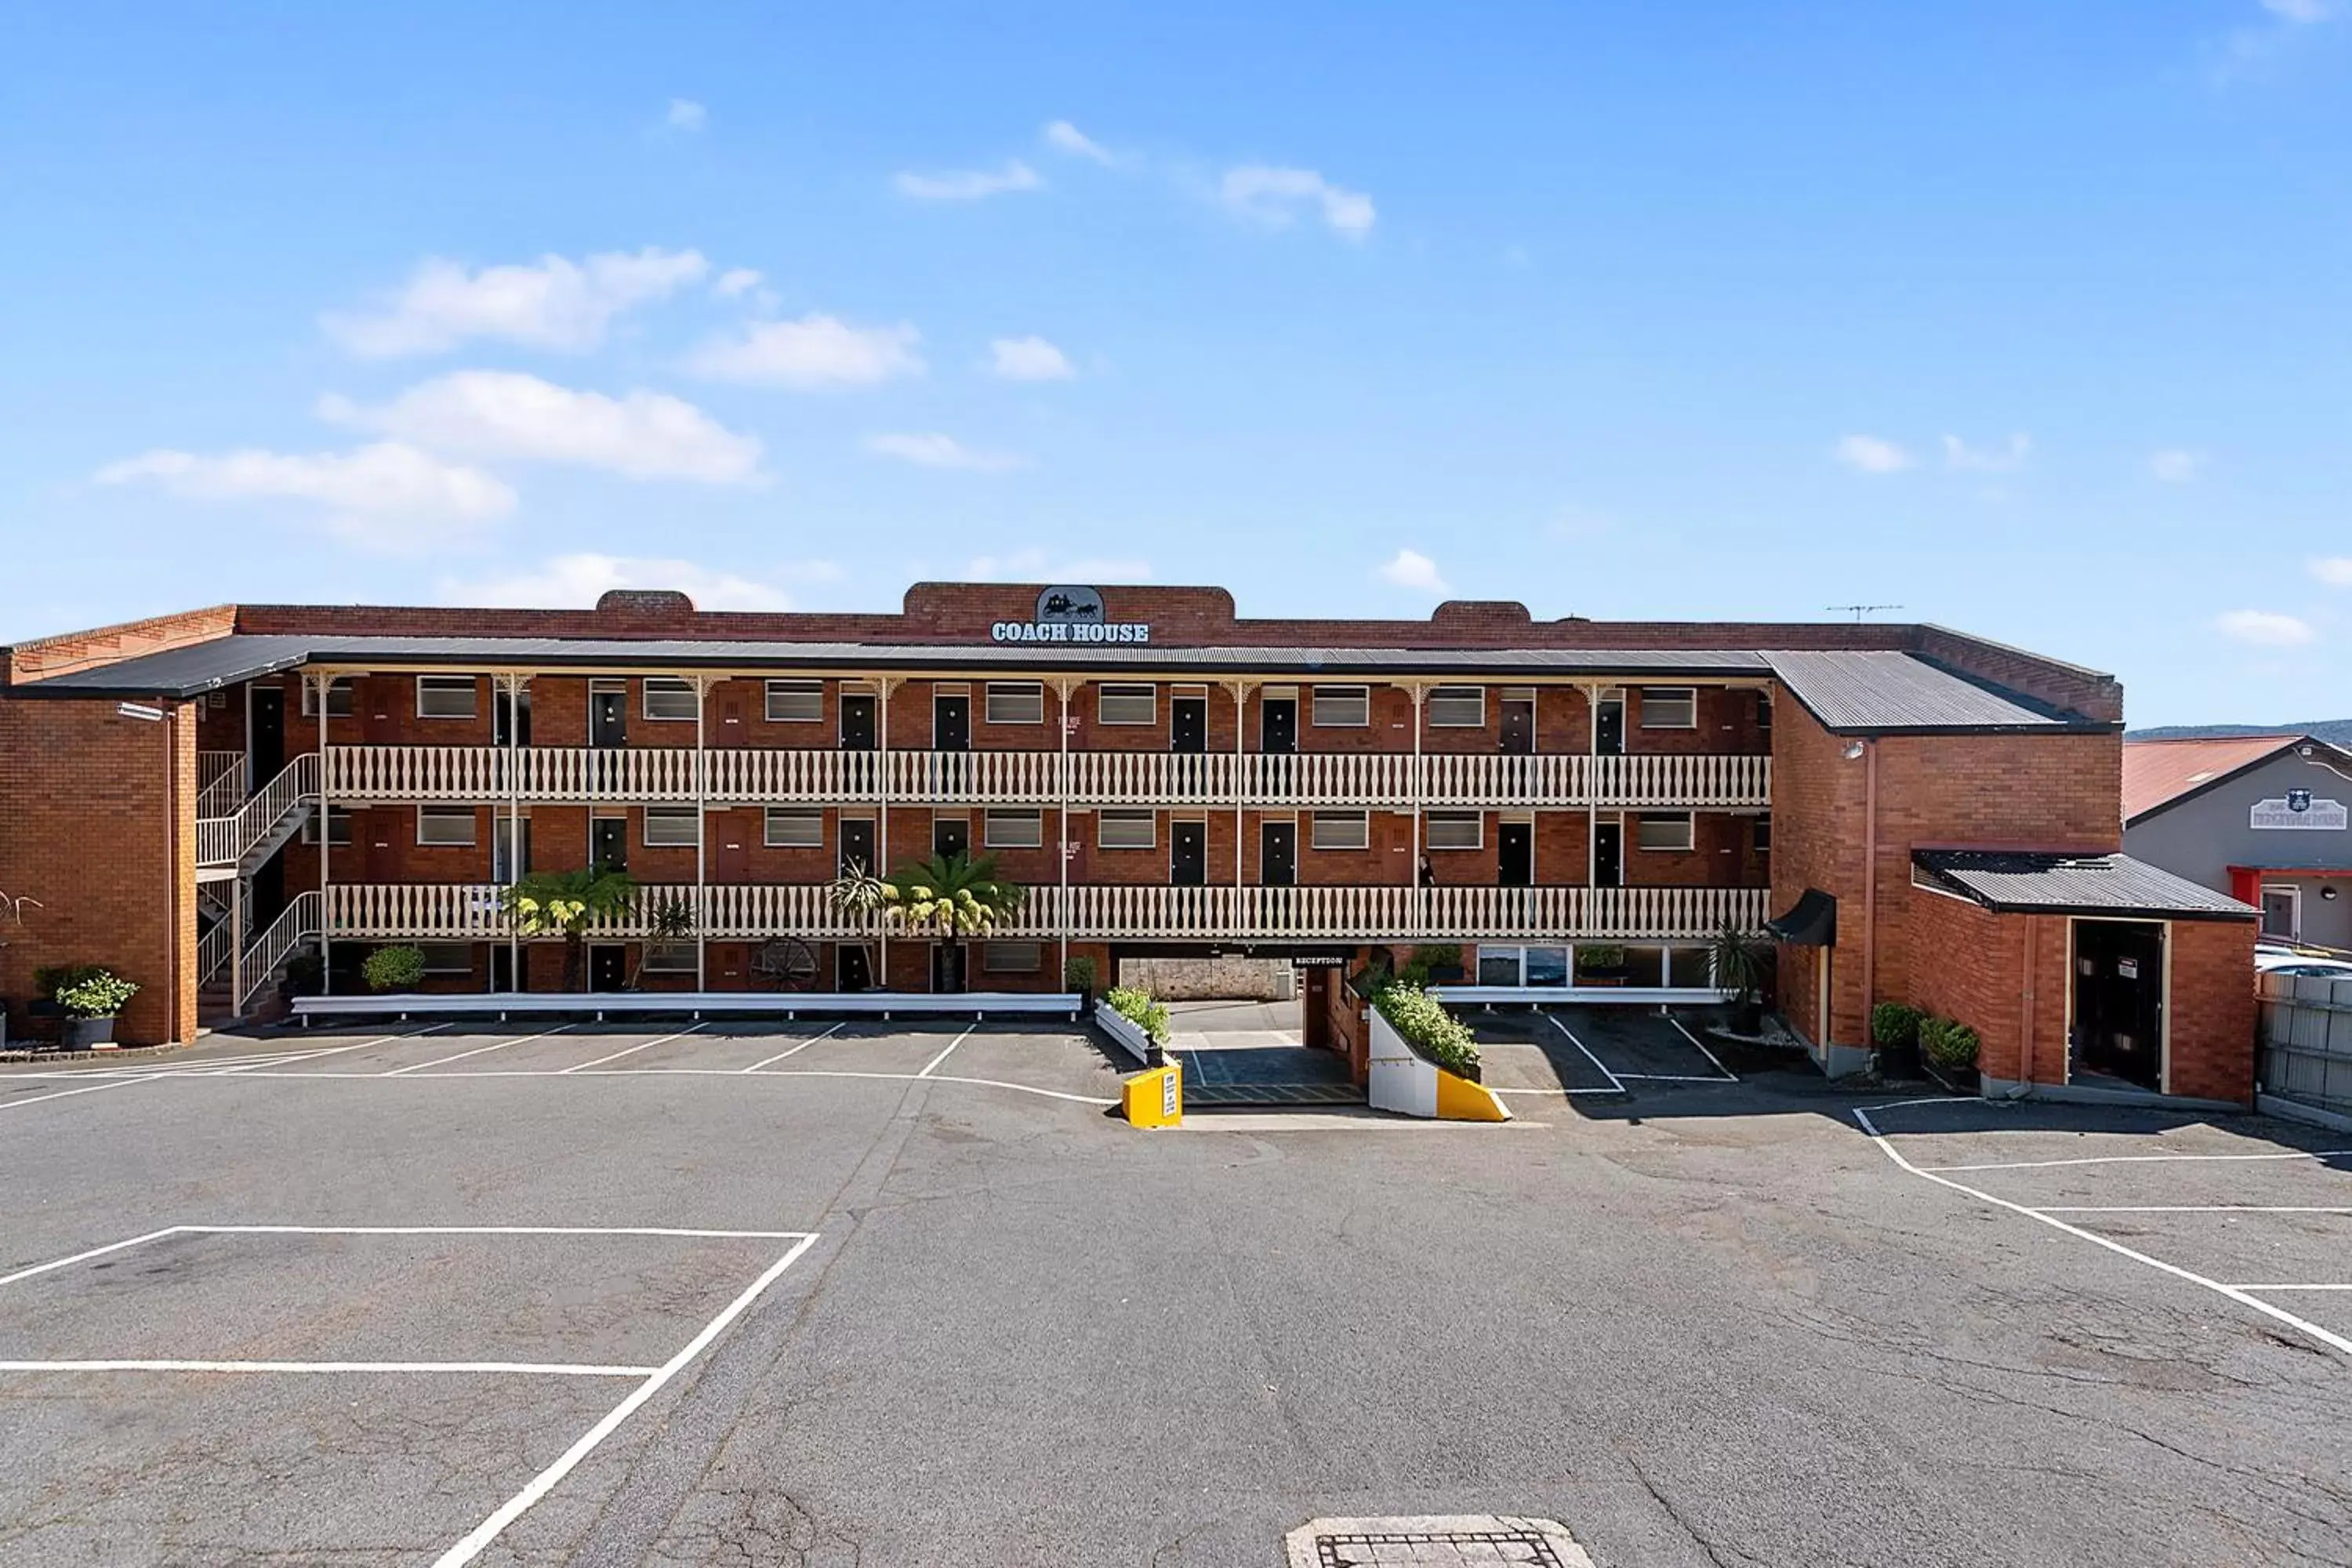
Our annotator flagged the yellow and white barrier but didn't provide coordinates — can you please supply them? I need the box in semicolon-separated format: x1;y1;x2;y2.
1122;1061;1182;1127
1367;1010;1510;1121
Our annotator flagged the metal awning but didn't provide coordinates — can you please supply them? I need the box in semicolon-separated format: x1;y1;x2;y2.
1766;888;1838;946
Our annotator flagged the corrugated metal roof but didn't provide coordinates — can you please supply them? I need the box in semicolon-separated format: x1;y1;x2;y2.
1762;650;2089;733
9;633;1777;696
2122;735;2304;822
1912;850;2256;919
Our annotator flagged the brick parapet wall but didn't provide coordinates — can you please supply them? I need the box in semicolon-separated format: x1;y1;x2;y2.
2;605;238;683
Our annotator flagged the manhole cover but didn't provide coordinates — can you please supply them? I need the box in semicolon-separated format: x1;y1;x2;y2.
1285;1516;1593;1568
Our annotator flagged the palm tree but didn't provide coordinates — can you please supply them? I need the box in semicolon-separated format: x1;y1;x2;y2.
882;851;1023;993
503;867;640;992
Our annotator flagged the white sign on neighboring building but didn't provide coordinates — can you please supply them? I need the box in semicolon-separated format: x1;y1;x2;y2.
2251;790;2349;830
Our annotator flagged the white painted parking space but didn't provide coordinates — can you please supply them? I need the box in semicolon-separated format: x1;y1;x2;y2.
1857;1102;2352;1359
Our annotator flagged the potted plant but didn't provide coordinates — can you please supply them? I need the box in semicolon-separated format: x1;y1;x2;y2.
1920;1014;1981;1091
1706;921;1773;1033
55;970;138;1049
1401;944;1464;988
1871;1001;1926;1080
362;944;427;993
1575;944;1629;986
1063;953;1099;1004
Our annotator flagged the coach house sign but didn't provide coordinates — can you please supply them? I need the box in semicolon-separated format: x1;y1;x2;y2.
990;585;1152;644
2251;790;2349;830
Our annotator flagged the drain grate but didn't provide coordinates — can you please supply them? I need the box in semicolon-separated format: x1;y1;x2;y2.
1286;1515;1592;1568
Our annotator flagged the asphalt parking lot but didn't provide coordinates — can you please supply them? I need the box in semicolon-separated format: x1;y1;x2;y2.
2;1022;2347;1566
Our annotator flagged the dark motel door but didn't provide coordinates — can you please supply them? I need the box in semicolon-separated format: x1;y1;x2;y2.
933;817;971;858
1171;820;1207;886
1171;696;1207;753
934;694;971;751
839;818;877;877
590;684;627;747
1596;695;1625;757
1499;694;1534;756
2074;920;2165;1091
591;816;628;875
839;695;878;751
1260;697;1298;755
588;944;628;993
1261;821;1298;886
1497;821;1534;887
1594;822;1623;886
250;688;285;779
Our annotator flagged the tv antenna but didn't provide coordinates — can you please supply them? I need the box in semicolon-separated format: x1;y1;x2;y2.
1828;604;1903;622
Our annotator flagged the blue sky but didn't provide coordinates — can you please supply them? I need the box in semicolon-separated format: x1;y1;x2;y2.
2;2;2347;725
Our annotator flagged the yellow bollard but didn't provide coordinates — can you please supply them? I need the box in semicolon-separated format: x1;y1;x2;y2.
1122;1060;1182;1127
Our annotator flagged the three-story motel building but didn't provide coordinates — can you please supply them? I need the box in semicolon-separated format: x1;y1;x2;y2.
0;581;2259;1102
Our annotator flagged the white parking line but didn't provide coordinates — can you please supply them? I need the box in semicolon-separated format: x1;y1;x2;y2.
189;1225;814;1239
1856;1108;2352;1358
207;1026;448;1074
740;1021;842;1073
0;1359;659;1377
0;1227;187;1290
561;1024;705;1073
1490;1085;1623;1097
1667;1016;1740;1080
1920;1149;2352;1174
2032;1213;2343;1222
2227;1283;2352;1291
1545;1015;1626;1094
0;1074;173;1112
920;1023;978;1077
434;1231;822;1568
383;1025;568;1076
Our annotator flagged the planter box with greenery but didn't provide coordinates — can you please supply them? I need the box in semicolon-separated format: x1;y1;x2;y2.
1098;985;1168;1065
1367;982;1507;1120
1574;945;1629;986
1920;1014;1981;1089
1399;944;1464;989
1871;1001;1926;1079
49;968;139;1050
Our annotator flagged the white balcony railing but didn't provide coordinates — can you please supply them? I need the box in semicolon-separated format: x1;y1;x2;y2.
196;753;318;869
318;746;1769;809
324;881;1766;945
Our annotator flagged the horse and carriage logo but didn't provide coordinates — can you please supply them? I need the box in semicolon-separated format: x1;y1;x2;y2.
1036;586;1105;623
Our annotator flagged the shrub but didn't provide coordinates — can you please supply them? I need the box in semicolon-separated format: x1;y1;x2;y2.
1062;954;1098;995
55;971;138;1019
1372;982;1482;1081
1920;1015;1980;1072
1398;944;1462;989
1103;985;1169;1047
1577;944;1628;973
362;945;427;993
1871;1002;1926;1048
36;963;110;1000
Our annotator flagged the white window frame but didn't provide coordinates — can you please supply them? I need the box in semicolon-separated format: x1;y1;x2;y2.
1636;811;1695;852
1639;686;1698;730
765;680;823;723
642;677;699;722
641;940;698;974
415;674;478;720
1097;684;1156;726
984;808;1044;848
416;806;479;848
1311;685;1371;728
764;808;824;849
985;682;1045;725
1098;809;1156;850
643;805;700;848
1310;810;1370;851
300;677;354;718
1426;686;1485;728
416;942;474;975
2260;884;2303;941
1425;811;1483;851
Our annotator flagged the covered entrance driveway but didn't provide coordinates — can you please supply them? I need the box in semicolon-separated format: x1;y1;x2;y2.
1164;997;1363;1106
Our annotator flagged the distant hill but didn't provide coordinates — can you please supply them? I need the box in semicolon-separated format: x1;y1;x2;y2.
2129;720;2352;745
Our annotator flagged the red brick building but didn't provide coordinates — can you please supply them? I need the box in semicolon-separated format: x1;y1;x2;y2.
0;582;2258;1102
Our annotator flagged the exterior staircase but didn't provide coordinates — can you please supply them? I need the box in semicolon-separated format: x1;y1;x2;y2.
195;753;318;880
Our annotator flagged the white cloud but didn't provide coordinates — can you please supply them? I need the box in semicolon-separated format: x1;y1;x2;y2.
964;548;1152;582
1043;120;1116;165
2151;448;2207;483
2262;0;2330;21
93;441;515;551
440;553;808;612
2309;557;2352;586
666;99;708;132
321;247;708;357
682;313;924;387
893;160;1043;201
321;370;764;485
1834;434;1912;474
1220;165;1376;239
864;432;1025;473
2216;608;2317;646
988;336;1076;382
1377;548;1450;595
713;267;762;297
1941;432;2031;472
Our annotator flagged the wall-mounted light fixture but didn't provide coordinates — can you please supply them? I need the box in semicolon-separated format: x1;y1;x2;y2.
2323;886;2339;902
1842;740;1866;761
114;702;165;722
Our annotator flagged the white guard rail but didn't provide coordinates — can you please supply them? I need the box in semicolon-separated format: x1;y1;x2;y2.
291;990;1083;1024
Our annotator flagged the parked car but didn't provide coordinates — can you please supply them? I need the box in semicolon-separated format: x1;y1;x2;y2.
2255;948;2352;980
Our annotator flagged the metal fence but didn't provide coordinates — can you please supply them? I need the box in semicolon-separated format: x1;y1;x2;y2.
2256;971;2352;1120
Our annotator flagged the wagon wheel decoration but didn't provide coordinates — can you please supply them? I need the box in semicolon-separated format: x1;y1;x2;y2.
751;936;821;992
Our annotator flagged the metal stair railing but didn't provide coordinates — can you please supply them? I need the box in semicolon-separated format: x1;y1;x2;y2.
236;890;321;1013
197;753;318;869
